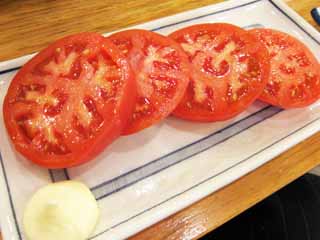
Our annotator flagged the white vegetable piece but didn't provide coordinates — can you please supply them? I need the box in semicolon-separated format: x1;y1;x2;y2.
23;181;100;240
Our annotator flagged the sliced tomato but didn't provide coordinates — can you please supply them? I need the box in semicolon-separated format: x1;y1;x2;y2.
108;29;191;134
3;33;136;168
169;23;270;122
249;28;320;108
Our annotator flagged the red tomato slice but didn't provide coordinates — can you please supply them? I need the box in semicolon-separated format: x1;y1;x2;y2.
249;28;320;108
108;29;191;134
169;23;270;122
3;33;136;168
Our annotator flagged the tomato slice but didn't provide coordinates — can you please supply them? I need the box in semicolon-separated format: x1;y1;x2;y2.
3;33;136;168
249;28;320;108
108;29;191;134
169;23;270;122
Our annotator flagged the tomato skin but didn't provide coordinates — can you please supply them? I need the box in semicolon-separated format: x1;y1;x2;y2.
169;23;270;122
3;33;136;169
249;28;320;108
108;29;191;134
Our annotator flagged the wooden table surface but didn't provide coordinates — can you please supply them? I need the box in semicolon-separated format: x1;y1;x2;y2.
0;0;319;239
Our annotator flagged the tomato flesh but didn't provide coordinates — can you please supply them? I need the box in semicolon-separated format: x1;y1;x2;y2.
169;23;270;121
249;28;320;108
3;33;135;168
109;29;191;134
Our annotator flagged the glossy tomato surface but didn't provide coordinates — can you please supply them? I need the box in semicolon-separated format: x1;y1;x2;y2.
3;33;136;168
169;23;270;121
249;28;320;108
109;29;191;134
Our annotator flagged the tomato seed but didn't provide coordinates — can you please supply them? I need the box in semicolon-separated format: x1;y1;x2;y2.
279;64;296;75
202;57;230;77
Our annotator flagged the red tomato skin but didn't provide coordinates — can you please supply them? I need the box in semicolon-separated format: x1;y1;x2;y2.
249;28;320;109
108;29;191;134
169;23;270;122
3;33;136;169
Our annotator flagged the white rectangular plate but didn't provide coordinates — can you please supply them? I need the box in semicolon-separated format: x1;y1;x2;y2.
0;0;319;239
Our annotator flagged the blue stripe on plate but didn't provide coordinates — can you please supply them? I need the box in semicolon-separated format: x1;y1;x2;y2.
0;154;22;240
0;66;21;75
48;169;55;182
151;0;262;31
244;23;265;29
92;106;281;200
49;169;70;182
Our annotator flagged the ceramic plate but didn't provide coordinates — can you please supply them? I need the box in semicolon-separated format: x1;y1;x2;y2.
0;0;319;239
